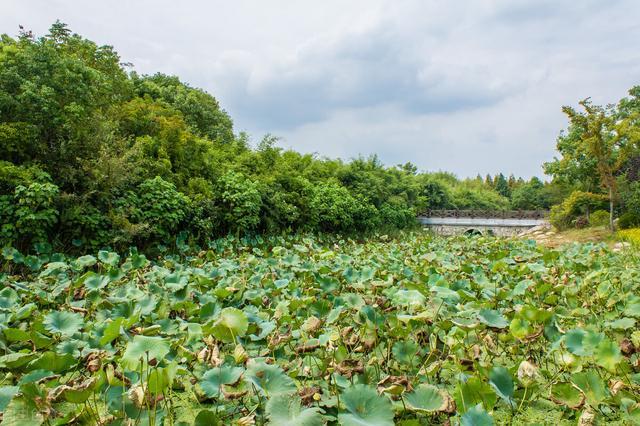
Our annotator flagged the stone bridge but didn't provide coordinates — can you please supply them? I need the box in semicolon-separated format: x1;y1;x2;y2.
418;210;549;237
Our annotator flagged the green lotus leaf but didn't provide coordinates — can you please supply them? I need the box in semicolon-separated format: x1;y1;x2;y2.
509;317;532;340
0;386;19;411
200;366;244;397
595;339;622;371
338;384;394;426
550;382;584;409
147;364;177;396
624;302;640;318
489;366;514;403
0;353;38;369
75;255;96;268
478;309;509;328
43;311;84;337
571;371;607;407
461;404;494;426
266;393;323;426
605;317;635;330
122;335;170;370
210;307;248;343
392;340;420;366
1;397;43;426
391;290;426;307
100;317;124;345
454;376;497;412
245;362;295;396
3;328;30;343
194;410;221;426
98;250;120;267
404;384;445;412
18;370;54;385
0;288;19;310
84;273;110;291
27;351;77;373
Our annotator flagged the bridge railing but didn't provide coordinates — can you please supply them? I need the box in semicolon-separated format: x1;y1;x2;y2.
419;210;549;219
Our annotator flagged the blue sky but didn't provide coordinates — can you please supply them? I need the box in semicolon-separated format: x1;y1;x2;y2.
3;0;640;177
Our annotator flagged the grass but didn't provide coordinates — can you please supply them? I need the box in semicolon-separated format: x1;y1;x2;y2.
617;228;640;246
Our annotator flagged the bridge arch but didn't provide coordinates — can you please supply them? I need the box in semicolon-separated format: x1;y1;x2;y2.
464;228;483;236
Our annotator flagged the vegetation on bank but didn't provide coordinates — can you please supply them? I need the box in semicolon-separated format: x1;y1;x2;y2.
0;233;639;425
544;91;640;231
618;228;640;246
0;23;558;254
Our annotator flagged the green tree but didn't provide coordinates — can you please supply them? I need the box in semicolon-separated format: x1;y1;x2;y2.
0;21;132;191
219;171;261;236
558;100;619;230
511;177;544;210
494;173;511;198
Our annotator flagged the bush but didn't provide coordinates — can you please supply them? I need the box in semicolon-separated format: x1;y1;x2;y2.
617;228;640;245
308;183;362;233
589;210;610;227
138;176;191;240
619;211;640;230
58;197;111;250
12;183;60;247
219;171;261;235
378;200;417;229
549;191;608;230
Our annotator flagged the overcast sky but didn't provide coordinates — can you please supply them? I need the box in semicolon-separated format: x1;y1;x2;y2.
3;1;640;177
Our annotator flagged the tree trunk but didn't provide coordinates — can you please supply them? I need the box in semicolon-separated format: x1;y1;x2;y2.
609;187;614;232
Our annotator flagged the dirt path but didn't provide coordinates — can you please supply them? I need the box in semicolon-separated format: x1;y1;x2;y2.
518;224;630;251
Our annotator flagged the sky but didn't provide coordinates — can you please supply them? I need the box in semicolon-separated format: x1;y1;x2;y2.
3;1;640;178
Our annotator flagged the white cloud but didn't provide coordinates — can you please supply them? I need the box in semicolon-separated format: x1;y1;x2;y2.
2;0;639;177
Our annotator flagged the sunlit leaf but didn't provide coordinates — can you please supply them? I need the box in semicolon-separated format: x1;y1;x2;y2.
266;394;323;426
338;384;394;426
43;311;84;337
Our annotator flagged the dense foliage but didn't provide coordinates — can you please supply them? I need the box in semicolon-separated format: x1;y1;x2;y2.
0;24;553;253
545;89;640;230
0;234;639;425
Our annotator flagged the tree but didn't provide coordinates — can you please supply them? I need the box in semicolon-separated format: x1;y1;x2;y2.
494;173;511;198
0;21;132;192
511;177;544;210
559;100;618;230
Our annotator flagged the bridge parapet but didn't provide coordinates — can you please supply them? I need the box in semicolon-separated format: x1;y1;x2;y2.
421;210;549;219
418;210;550;237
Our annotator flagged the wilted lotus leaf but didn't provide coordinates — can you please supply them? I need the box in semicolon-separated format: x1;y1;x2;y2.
376;375;412;396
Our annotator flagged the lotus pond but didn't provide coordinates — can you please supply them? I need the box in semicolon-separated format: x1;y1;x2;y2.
0;234;639;425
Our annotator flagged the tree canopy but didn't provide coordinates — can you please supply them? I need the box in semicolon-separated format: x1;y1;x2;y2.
0;23;551;252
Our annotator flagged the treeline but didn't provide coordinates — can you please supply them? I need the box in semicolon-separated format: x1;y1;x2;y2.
544;88;640;230
0;23;551;252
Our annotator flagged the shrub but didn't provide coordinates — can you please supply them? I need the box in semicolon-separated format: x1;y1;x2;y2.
617;228;640;245
219;171;261;235
619;211;640;230
589;210;610;227
12;182;60;247
550;191;608;230
378;200;417;229
58;197;111;250
621;181;640;217
309;182;360;233
138;176;191;240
